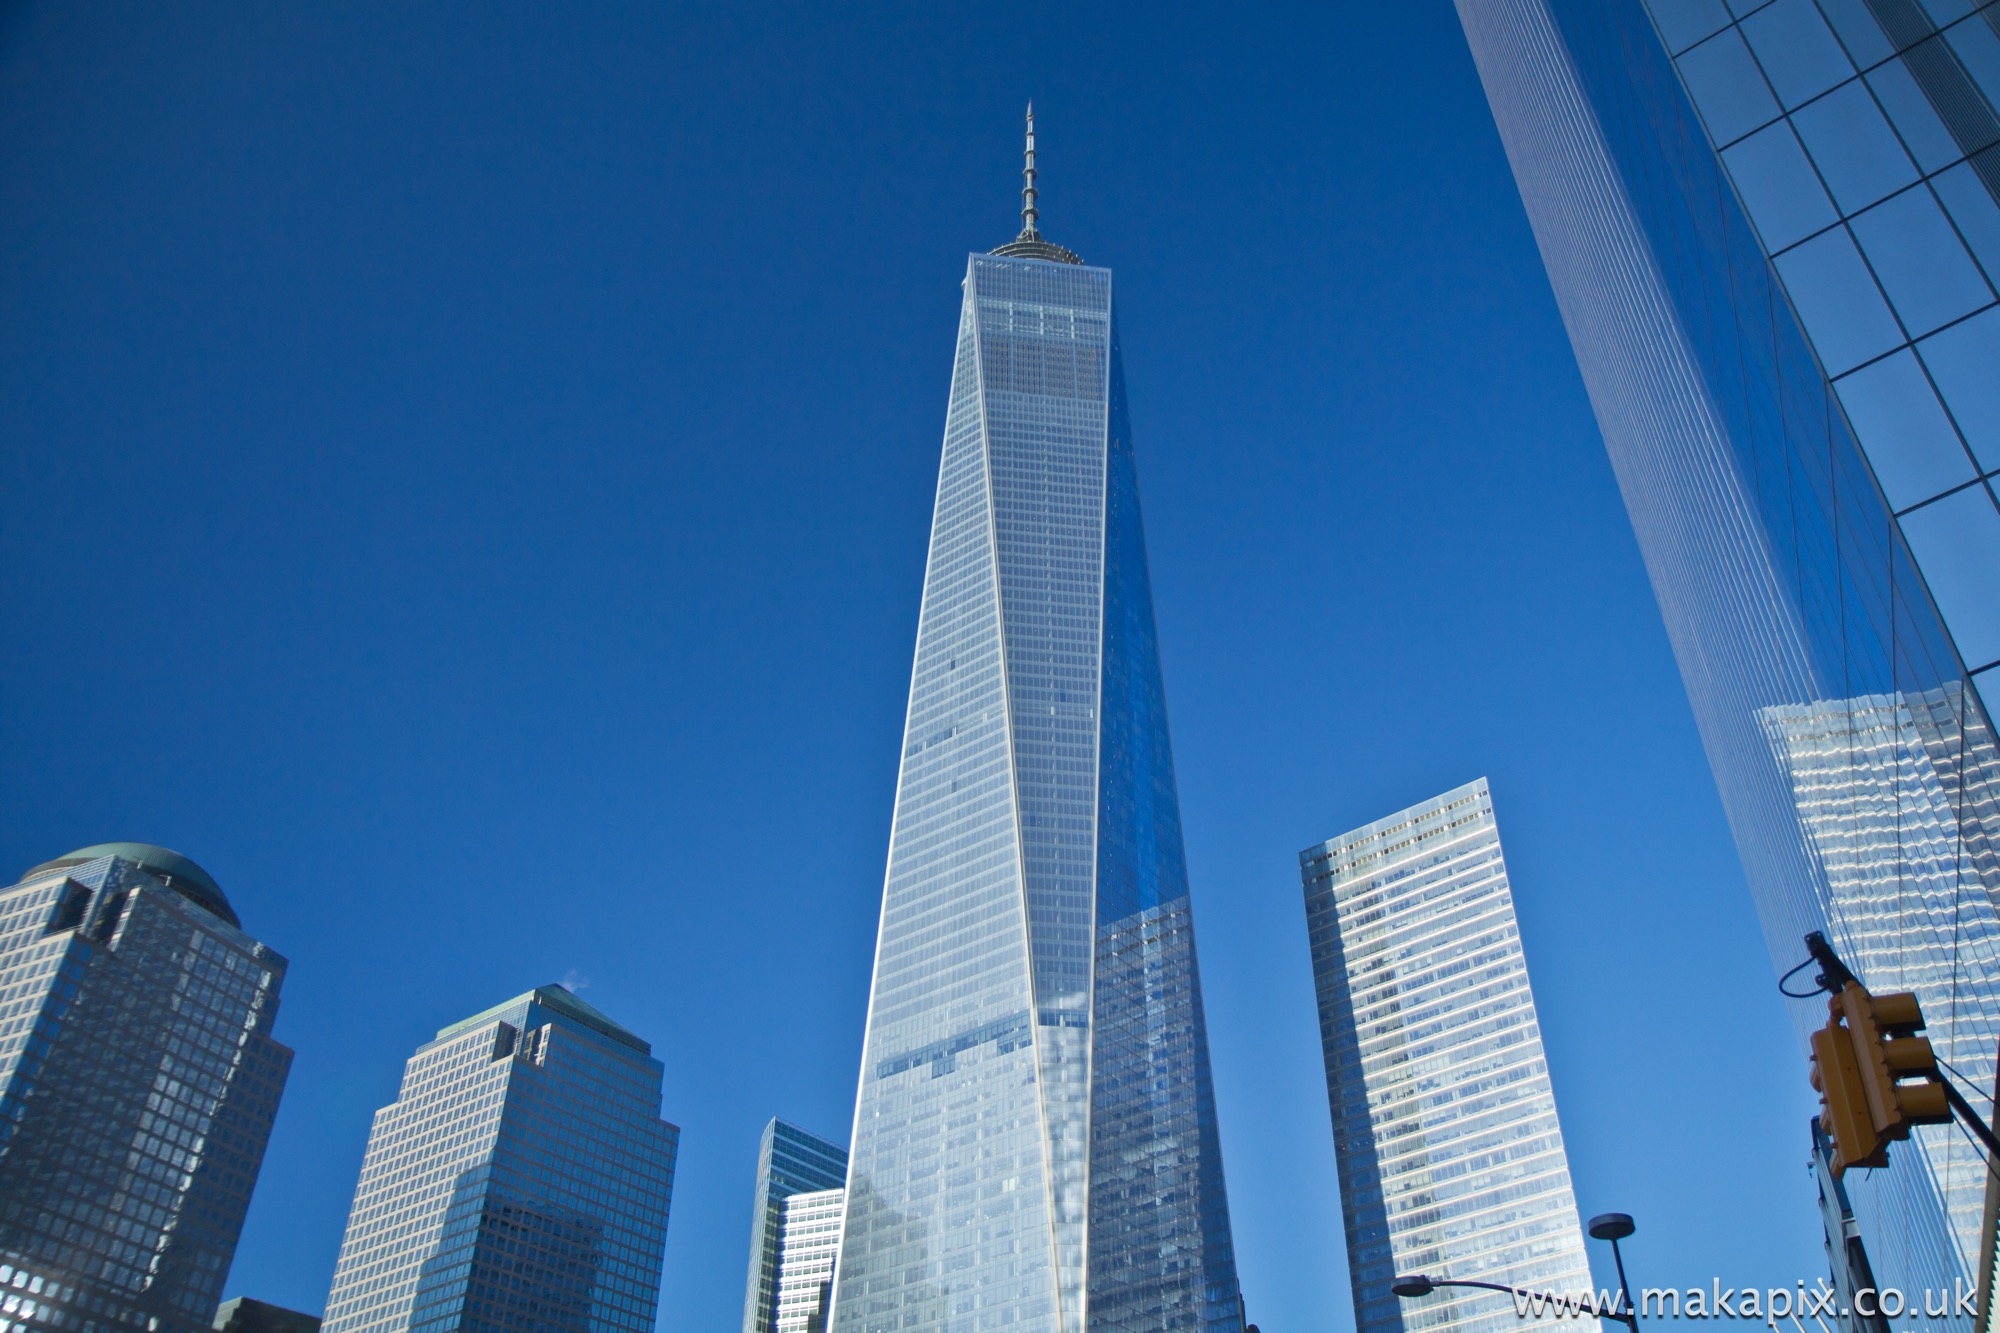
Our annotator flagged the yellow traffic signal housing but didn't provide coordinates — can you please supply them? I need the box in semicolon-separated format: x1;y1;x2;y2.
1811;983;1951;1175
1810;1020;1884;1173
1840;984;1951;1133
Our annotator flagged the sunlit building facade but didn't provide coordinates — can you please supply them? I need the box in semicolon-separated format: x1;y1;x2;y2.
1454;0;2000;1312
1301;782;1592;1333
322;986;677;1333
741;1120;847;1333
772;1189;844;1333
831;112;1243;1333
0;844;291;1333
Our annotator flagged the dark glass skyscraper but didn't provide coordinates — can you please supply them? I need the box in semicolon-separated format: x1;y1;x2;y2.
830;112;1243;1333
0;844;292;1333
1454;0;2000;1311
213;1297;320;1333
322;986;677;1333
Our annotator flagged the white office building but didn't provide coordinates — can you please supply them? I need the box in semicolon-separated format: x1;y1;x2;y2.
772;1188;843;1333
1300;779;1592;1333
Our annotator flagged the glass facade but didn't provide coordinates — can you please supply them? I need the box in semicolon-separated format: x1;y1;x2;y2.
832;234;1241;1333
1454;0;2000;1312
1656;0;2000;681
771;1189;844;1333
322;986;677;1333
0;846;292;1333
1300;782;1592;1333
741;1120;848;1333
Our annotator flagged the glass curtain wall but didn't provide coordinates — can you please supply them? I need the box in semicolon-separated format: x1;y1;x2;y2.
1300;782;1592;1333
1655;0;2000;680
323;987;677;1333
0;851;290;1333
833;249;1241;1333
1454;0;2000;1310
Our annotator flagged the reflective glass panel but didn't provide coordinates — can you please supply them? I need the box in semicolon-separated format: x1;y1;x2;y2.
1742;0;1855;106
1867;59;1968;173
1678;27;1784;142
1815;0;1895;66
1898;484;2000;666
1791;79;1920;213
1933;159;2000;277
1923;0;1977;23
1645;0;1734;50
1945;16;2000;105
1918;307;2000;467
1724;120;1839;249
1834;350;1976;508
1850;184;1995;335
1773;225;1906;369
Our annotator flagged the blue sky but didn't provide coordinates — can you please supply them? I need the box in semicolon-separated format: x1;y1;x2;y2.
0;2;1827;1328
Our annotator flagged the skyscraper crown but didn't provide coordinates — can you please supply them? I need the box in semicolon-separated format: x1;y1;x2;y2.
991;103;1083;264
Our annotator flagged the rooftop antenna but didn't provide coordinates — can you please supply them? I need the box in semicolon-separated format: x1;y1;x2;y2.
991;102;1082;264
1020;102;1040;241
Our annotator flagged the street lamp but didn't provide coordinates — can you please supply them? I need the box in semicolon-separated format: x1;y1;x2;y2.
1392;1212;1640;1333
1588;1212;1637;1331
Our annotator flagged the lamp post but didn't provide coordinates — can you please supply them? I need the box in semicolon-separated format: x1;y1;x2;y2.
1392;1212;1639;1333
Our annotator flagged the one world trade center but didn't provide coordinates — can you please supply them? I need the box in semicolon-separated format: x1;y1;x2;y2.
830;111;1244;1333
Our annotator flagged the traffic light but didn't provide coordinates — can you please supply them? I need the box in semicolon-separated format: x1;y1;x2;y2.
1842;985;1951;1130
1810;981;1951;1175
1810;1016;1883;1173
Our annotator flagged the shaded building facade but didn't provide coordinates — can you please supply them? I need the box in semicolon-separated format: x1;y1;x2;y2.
0;844;292;1333
1453;0;2000;1309
740;1120;847;1333
322;986;677;1333
1301;782;1591;1333
214;1297;321;1333
831;112;1243;1333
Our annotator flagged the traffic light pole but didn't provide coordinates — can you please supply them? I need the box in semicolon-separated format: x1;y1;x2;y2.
1937;1075;2000;1158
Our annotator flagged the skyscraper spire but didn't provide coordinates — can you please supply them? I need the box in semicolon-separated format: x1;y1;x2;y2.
1021;101;1040;240
992;103;1082;264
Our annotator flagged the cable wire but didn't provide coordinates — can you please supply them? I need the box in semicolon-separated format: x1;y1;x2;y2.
1936;1054;1996;1111
1778;954;1826;999
1948;1113;2000;1180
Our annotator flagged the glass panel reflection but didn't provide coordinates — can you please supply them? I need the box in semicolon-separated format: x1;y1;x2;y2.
1461;0;2000;1308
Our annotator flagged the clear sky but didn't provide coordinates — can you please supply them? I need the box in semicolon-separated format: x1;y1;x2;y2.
0;2;1829;1329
